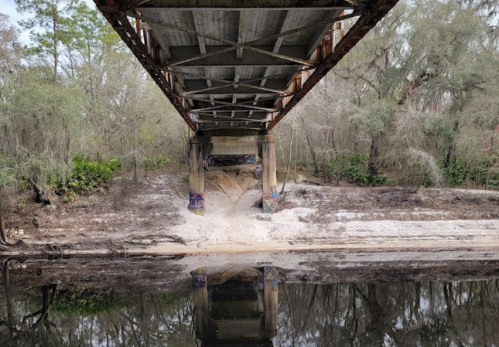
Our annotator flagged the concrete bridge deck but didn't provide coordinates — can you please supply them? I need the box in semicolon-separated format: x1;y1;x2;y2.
94;0;399;213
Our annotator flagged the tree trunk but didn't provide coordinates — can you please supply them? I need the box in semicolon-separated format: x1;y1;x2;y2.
1;260;14;337
280;121;294;195
322;153;332;183
444;120;460;169
0;193;9;247
53;20;58;85
301;117;319;175
0;193;23;248
368;137;379;176
133;156;138;183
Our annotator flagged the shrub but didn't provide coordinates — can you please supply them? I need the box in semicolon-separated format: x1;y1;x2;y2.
65;155;120;199
52;287;126;316
144;154;171;171
442;155;499;189
329;153;388;186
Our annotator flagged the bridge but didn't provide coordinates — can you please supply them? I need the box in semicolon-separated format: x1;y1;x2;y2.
94;0;399;214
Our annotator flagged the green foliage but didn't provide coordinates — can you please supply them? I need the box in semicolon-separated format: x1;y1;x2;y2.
15;0;80;83
440;154;499;189
52;287;126;316
330;154;388;186
65;155;120;199
442;157;469;186
144;154;171;171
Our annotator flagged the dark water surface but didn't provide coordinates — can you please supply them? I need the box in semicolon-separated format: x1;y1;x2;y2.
1;254;499;346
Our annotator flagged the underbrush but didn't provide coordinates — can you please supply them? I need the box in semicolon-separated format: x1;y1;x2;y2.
442;156;499;189
329;154;390;187
64;155;121;201
52;287;126;316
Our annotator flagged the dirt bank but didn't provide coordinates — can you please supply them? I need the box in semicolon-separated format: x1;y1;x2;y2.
2;169;499;255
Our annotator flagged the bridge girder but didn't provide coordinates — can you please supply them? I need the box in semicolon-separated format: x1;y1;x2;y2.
94;0;399;135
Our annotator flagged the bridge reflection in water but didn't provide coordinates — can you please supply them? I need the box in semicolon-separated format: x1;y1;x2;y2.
192;267;278;347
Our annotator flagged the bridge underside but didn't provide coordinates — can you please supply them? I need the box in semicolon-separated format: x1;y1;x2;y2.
94;0;398;213
95;0;398;135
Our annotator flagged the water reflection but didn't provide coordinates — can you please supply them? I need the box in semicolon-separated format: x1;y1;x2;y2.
191;267;278;346
1;256;499;346
0;258;58;344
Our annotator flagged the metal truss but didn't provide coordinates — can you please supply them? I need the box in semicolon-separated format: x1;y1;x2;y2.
95;0;399;133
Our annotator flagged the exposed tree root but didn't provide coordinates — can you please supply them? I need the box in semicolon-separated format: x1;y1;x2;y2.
0;195;26;251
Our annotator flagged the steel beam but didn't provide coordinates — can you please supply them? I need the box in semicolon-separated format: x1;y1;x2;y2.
191;103;278;112
236;11;246;58
165;46;310;67
182;83;287;96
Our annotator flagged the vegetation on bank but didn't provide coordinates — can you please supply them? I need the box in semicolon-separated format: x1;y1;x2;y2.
274;1;499;189
0;0;188;207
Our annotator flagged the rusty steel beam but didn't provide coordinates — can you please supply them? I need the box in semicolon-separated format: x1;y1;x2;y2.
267;0;399;130
93;0;196;131
123;0;151;10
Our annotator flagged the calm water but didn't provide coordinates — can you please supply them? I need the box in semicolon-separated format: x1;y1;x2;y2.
1;255;499;346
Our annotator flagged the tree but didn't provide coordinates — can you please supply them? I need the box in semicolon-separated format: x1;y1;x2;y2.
0;72;85;201
0;13;20;82
15;0;80;85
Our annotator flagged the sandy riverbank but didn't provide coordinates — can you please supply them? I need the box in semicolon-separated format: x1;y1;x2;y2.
2;168;499;256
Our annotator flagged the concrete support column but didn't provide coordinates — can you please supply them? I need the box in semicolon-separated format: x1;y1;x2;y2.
259;135;278;213
191;268;208;340
263;266;278;337
188;137;205;215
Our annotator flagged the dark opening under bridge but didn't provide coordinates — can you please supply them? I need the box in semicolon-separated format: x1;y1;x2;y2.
94;0;399;215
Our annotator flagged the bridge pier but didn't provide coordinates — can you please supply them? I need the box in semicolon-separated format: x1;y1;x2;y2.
189;134;278;214
188;137;205;215
259;135;278;213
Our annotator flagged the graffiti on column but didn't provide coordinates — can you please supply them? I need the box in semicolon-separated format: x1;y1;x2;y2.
243;154;256;164
255;164;262;178
188;191;205;215
263;185;278;213
264;266;279;291
191;267;207;291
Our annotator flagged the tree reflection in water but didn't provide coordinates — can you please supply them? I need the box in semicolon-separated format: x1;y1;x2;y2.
0;258;58;344
1;259;499;346
276;281;499;346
